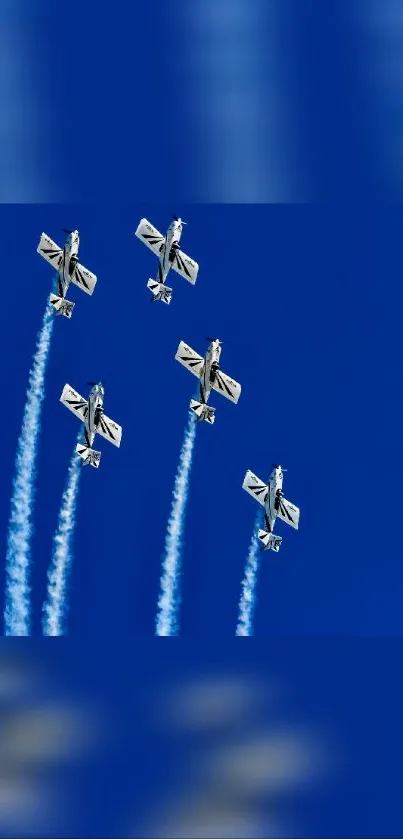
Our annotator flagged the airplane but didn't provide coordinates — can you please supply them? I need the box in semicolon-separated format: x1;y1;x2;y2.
60;381;122;468
37;229;97;319
175;337;241;424
242;464;300;552
135;215;198;304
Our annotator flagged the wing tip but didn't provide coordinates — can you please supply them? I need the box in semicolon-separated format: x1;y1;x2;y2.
242;469;254;489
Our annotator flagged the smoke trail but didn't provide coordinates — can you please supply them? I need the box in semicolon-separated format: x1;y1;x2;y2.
42;433;83;637
236;511;264;636
4;302;54;636
155;412;197;636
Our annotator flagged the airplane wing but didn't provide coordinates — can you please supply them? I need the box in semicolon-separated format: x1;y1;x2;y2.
37;232;63;270
171;249;199;285
277;497;300;530
242;470;268;506
71;263;97;295
135;218;165;258
212;369;241;404
60;384;88;422
96;413;122;448
175;341;204;378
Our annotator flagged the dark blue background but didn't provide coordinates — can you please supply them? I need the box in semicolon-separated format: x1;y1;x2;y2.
1;205;402;639
7;0;399;203
2;1;403;836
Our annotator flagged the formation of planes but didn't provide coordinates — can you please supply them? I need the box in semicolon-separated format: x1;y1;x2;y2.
36;217;300;551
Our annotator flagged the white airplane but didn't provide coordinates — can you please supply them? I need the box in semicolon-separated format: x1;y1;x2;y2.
37;229;97;319
175;337;241;424
60;381;122;469
242;464;300;552
135;215;198;304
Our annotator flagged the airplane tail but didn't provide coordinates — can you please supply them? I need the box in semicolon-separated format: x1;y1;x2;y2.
49;293;75;319
147;279;172;305
258;529;282;552
190;399;215;425
75;443;101;469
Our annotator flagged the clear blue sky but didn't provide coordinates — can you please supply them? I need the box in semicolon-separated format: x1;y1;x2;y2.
1;204;403;639
9;0;397;203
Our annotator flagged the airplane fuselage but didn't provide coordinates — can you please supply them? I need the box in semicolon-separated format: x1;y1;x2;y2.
58;231;80;298
157;219;183;283
264;467;284;532
84;385;104;448
200;340;222;403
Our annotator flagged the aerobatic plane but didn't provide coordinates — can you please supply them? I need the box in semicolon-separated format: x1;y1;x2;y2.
37;229;97;319
60;381;122;469
242;464;300;552
175;337;241;424
135;215;198;304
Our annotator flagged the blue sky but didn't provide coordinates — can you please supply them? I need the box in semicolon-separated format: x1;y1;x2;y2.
5;0;403;203
1;204;403;639
2;3;403;837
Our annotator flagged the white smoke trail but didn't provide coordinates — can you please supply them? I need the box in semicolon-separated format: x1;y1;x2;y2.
155;412;197;636
236;511;264;636
42;434;83;637
4;302;54;636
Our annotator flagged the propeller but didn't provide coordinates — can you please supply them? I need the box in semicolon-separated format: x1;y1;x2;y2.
272;464;287;471
62;228;74;234
87;380;105;388
172;215;186;224
206;336;222;344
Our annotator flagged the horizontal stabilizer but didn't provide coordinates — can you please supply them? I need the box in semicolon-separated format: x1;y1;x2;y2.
76;443;101;469
147;279;172;304
190;399;215;424
49;293;75;319
258;529;282;552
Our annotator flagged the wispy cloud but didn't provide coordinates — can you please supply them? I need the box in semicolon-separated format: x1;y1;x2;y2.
236;511;264;636
42;434;83;636
4;303;54;636
155;413;197;636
